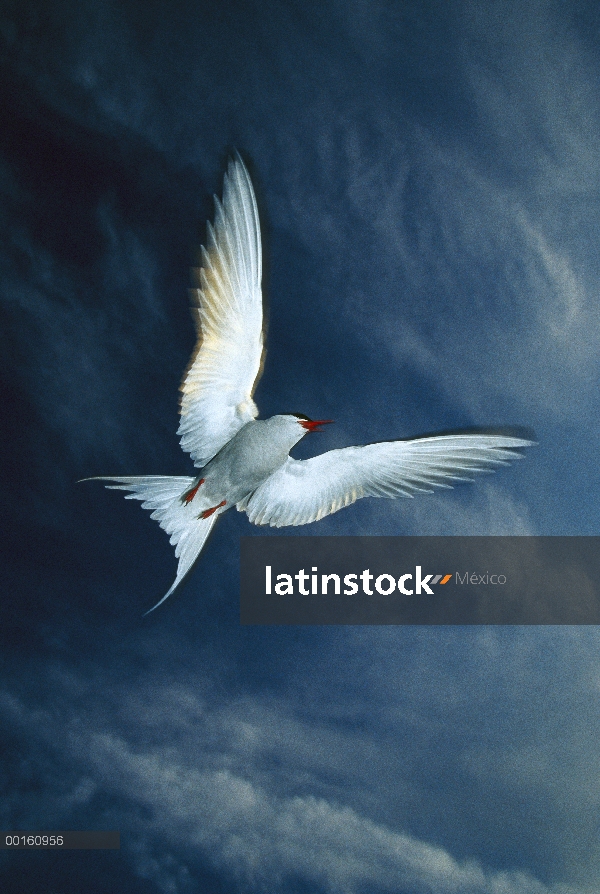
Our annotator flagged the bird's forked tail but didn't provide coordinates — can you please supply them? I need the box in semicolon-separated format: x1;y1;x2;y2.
81;475;219;614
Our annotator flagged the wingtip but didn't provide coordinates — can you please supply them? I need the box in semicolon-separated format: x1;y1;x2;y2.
229;150;251;184
231;148;244;169
508;439;537;450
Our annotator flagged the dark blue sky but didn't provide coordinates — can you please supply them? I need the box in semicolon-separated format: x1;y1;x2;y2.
2;1;600;892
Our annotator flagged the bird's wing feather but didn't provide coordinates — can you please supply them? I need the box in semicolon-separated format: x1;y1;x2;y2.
242;435;534;527
178;155;264;468
85;476;219;613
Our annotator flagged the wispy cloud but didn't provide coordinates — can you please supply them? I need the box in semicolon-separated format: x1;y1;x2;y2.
0;664;591;894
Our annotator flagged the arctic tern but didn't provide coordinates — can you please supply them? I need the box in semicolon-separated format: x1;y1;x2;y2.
84;155;533;614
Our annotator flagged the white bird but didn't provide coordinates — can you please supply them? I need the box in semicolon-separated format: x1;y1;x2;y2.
84;155;534;614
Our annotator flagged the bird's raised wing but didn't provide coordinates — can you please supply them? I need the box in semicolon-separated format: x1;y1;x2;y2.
179;155;265;468
241;435;534;527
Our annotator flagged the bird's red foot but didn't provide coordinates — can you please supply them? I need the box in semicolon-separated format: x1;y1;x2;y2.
199;500;226;519
182;479;205;505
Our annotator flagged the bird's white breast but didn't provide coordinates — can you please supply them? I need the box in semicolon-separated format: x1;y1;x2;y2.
202;418;296;504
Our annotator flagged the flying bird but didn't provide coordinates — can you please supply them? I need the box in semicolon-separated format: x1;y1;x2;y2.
84;155;534;614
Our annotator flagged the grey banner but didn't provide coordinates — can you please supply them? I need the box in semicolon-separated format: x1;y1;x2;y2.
240;537;600;625
0;831;120;849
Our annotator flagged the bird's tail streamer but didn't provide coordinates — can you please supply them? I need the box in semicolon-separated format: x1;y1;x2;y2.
81;475;219;614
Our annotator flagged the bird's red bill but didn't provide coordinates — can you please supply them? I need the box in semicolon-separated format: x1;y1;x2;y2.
299;419;334;432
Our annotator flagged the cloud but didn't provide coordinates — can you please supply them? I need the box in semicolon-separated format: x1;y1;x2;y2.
333;129;600;428
2;639;600;893
0;686;580;894
87;736;580;894
402;481;536;535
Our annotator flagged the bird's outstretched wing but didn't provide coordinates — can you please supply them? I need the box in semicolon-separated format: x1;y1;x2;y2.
241;435;534;527
179;155;265;468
